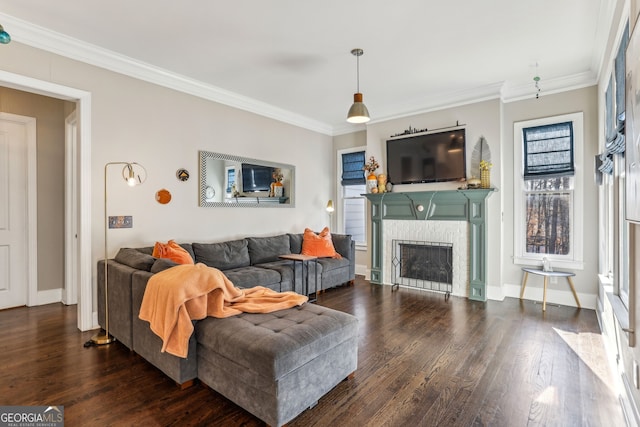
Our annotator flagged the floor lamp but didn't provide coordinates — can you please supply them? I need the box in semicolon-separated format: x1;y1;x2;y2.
91;162;147;346
326;200;334;229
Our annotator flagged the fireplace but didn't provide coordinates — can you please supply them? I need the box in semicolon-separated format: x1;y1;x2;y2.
392;239;454;297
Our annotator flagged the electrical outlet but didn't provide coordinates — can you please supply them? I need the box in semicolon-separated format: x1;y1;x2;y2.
108;215;133;229
634;360;639;389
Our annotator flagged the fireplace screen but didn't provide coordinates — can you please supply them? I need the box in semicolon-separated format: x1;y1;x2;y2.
391;239;453;297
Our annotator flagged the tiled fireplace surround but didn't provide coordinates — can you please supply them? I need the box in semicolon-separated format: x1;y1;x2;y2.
383;220;469;297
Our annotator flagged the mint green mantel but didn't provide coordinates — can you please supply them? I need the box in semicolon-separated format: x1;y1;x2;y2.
363;189;494;301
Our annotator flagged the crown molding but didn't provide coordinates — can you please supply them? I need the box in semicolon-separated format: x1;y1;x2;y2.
0;13;334;136
501;70;597;102
367;82;504;126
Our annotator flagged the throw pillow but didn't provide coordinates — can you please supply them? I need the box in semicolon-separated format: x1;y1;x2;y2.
152;240;194;265
301;227;342;259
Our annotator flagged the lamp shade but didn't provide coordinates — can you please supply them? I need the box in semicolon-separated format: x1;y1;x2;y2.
347;93;370;124
326;200;335;213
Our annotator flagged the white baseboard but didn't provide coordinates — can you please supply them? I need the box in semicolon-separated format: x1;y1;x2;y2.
503;282;596;310
92;311;100;330
31;288;62;306
355;264;367;277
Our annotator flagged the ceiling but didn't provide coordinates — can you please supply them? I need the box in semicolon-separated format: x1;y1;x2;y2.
0;1;615;135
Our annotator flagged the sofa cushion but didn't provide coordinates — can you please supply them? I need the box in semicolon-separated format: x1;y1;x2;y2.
223;266;282;289
196;304;358;380
193;239;250;270
247;234;291;265
150;258;179;273
114;248;155;271
288;233;303;254
301;227;341;259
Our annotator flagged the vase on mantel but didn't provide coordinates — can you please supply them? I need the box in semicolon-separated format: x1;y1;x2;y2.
480;169;490;189
366;173;377;193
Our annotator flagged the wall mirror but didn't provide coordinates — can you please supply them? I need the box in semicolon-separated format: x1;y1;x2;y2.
199;151;295;207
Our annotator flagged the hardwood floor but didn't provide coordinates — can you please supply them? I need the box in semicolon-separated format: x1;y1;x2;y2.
0;277;625;426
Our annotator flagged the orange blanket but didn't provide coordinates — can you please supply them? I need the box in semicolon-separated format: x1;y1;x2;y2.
138;263;308;358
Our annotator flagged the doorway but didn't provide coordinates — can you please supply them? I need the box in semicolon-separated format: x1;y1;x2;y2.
0;70;93;331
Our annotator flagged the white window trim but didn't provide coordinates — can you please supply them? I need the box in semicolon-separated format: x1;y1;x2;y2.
337;146;367;250
513;112;585;270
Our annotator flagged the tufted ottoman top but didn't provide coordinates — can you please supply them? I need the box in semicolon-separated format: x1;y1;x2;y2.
195;303;358;380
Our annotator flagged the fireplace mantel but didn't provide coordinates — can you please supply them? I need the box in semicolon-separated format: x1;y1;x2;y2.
363;189;494;301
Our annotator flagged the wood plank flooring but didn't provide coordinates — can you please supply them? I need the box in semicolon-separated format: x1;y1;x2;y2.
0;277;625;426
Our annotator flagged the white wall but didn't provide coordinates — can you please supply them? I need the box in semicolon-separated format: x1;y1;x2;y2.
0;41;333;309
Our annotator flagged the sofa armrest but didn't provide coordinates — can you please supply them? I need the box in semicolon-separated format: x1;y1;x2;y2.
331;234;356;280
97;259;139;349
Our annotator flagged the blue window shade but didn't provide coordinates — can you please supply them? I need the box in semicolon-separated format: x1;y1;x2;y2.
341;151;365;185
523;122;575;179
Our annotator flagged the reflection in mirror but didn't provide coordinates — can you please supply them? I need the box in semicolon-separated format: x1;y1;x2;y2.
199;151;295;207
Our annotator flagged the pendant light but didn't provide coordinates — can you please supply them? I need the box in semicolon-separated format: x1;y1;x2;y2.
347;48;370;123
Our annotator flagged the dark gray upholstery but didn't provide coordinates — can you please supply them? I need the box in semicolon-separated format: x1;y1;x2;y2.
114;248;155;271
131;271;198;384
247;234;291;264
193;239;250;270
196;304;358;427
96;232;356;390
223;266;281;289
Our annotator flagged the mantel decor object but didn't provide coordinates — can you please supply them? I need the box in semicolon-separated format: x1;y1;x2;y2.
363;155;379;193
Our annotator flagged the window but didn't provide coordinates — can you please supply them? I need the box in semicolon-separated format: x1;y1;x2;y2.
225;167;236;194
513;113;584;269
338;148;366;246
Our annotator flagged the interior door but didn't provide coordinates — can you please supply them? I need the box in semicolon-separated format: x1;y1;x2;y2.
0;115;30;309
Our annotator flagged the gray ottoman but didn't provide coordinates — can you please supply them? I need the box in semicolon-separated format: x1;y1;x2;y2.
196;303;358;427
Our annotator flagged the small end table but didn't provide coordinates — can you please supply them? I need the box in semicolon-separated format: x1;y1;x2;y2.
520;267;581;311
279;254;319;302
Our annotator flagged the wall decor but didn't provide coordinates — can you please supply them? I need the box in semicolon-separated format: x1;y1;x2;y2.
199;151;295;207
156;189;172;204
176;169;190;181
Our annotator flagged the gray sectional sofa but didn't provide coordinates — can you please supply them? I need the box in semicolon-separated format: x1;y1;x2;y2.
96;232;356;379
97;232;357;426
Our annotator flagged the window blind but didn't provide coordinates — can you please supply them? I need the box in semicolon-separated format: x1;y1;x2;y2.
341;151;366;185
523;122;574;179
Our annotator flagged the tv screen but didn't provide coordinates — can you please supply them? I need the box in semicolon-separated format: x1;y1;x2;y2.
241;163;274;192
386;129;466;185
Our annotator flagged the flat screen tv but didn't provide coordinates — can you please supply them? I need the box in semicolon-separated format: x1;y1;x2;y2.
241;163;274;192
386;129;466;185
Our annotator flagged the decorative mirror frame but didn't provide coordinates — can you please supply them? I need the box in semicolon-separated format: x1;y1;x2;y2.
198;151;295;208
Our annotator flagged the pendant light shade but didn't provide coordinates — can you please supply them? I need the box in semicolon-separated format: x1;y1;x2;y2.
347;48;370;123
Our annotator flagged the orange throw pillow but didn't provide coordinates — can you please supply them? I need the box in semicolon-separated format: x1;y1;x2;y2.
152;240;194;265
301;227;342;259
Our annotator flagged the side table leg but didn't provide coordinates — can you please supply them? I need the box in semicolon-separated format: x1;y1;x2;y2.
566;277;581;308
520;272;529;300
542;276;548;312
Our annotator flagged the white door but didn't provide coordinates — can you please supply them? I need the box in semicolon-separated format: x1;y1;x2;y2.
0;114;33;309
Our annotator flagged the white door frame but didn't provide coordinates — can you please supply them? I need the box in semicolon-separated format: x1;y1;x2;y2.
64;111;78;305
0;70;93;331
